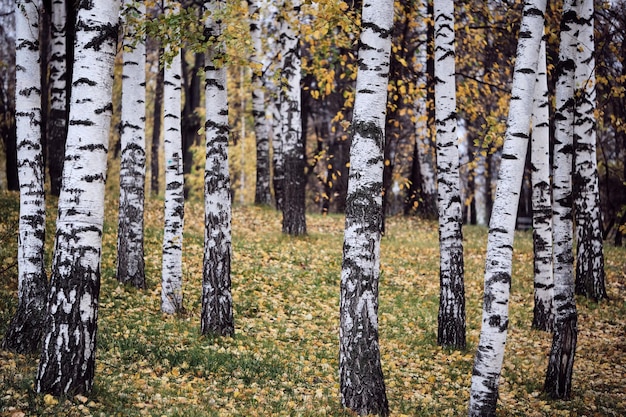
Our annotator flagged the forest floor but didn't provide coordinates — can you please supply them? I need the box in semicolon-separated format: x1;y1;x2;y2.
1;190;625;416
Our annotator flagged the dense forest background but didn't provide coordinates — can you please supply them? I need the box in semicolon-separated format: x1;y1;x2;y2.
0;0;625;236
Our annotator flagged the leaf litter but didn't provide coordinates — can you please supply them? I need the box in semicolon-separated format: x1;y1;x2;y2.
0;195;625;416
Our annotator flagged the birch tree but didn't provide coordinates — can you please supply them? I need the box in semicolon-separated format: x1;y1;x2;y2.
2;0;48;354
573;0;608;301
264;3;283;210
161;0;185;314
468;0;546;414
530;37;554;331
36;0;120;395
117;0;147;289
280;0;306;235
48;0;68;197
434;0;466;350
544;0;578;399
248;0;272;206
410;0;437;219
200;0;234;336
339;0;393;414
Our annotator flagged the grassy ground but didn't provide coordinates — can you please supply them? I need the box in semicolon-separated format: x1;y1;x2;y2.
1;190;625;416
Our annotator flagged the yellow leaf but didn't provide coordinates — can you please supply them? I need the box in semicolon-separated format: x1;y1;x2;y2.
44;394;59;406
74;394;88;403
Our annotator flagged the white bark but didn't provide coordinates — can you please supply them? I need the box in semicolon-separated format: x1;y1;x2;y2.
3;0;48;354
544;0;578;399
469;0;546;415
117;0;147;289
339;0;393;415
530;37;554;331
201;0;234;336
280;0;306;235
434;0;466;350
573;0;607;300
36;0;120;395
414;0;437;217
263;2;283;209
474;151;489;226
269;75;284;209
161;0;184;314
248;0;272;205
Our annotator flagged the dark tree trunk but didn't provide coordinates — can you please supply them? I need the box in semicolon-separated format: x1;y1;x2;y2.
39;5;50;190
404;141;422;215
544;315;577;398
282;151;307;235
280;8;306;236
151;49;164;196
182;50;203;198
2;113;17;191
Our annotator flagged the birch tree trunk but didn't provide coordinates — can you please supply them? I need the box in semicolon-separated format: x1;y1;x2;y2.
544;0;578;398
573;0;607;301
468;0;546;414
248;0;272;206
264;3;283;210
410;0;437;218
339;0;393;414
474;151;489;226
117;0;147;289
434;0;466;350
161;0;185;314
270;77;284;210
48;0;68;197
3;0;48;354
36;0;120;395
530;37;554;332
200;0;234;336
280;0;306;235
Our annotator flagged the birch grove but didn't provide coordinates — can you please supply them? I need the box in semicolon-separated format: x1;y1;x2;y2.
469;0;546;414
2;0;623;411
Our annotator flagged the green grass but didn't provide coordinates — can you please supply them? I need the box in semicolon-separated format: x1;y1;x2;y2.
1;190;625;416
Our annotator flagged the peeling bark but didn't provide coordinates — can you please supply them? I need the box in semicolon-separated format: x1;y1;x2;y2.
161;0;185;314
201;0;234;337
117;0;147;289
3;0;48;355
36;0;120;395
339;1;393;415
434;0;466;350
469;0;546;414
